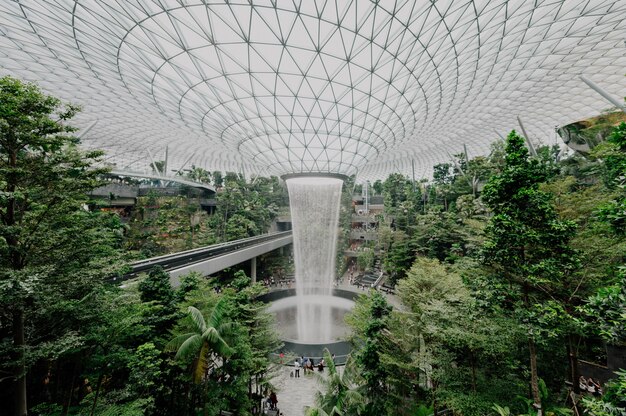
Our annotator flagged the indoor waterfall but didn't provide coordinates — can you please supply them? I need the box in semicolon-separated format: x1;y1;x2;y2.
286;176;343;342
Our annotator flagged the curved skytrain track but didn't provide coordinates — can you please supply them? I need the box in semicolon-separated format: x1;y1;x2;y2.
114;231;292;282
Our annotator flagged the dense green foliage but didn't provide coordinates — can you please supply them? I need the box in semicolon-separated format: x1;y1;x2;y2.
324;119;626;416
0;76;121;416
0;78;282;416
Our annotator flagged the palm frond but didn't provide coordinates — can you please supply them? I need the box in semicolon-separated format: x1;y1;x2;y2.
329;405;344;416
188;306;207;333
342;354;360;385
305;406;329;416
203;327;233;357
312;370;331;391
343;389;364;407
208;297;229;327
216;321;236;339
175;334;203;361
165;332;196;352
323;348;337;375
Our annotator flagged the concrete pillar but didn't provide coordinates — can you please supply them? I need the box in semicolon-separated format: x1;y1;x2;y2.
250;256;257;283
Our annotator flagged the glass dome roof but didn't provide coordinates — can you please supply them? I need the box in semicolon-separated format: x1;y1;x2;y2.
1;0;625;180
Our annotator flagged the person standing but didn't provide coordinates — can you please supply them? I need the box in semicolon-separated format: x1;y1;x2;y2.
269;391;278;410
294;359;301;378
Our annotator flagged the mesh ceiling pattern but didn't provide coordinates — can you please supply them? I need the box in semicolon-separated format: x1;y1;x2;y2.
0;0;625;180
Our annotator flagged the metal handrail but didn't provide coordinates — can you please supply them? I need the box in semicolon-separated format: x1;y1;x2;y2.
120;231;292;279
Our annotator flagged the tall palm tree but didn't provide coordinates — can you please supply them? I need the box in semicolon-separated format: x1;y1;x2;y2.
167;299;233;383
305;349;364;416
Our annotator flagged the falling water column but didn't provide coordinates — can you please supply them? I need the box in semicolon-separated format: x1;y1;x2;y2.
285;176;343;343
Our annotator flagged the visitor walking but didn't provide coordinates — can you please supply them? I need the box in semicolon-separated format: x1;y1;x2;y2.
269;391;278;410
294;359;300;377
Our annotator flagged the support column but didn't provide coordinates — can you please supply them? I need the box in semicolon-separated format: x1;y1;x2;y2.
517;116;537;157
580;75;626;113
250;256;257;283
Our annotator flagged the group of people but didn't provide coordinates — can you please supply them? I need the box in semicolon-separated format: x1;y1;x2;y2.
262;275;294;288
579;376;603;396
293;354;335;377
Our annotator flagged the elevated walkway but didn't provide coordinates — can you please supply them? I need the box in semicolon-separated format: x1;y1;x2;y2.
109;169;215;192
120;231;292;284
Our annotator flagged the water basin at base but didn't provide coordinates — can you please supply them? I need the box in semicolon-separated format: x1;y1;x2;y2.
267;295;355;343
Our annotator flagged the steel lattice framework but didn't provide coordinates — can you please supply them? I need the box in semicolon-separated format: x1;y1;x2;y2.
1;0;625;180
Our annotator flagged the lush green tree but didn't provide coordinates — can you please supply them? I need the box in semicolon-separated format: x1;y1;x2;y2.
580;268;626;345
139;266;176;306
78;288;161;416
138;266;179;340
398;257;526;415
481;131;580;412
593;122;626;234
0;76;113;416
353;291;394;415
384;230;413;284
372;179;384;195
357;248;375;272
212;171;224;188
594;122;626;188
382;173;411;216
433;163;454;186
164;272;280;415
542;177;626;286
221;271;282;412
412;209;467;262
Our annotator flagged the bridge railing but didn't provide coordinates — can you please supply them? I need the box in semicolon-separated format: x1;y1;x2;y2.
119;231;292;279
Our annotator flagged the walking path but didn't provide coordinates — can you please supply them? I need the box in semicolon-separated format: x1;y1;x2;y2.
270;366;321;416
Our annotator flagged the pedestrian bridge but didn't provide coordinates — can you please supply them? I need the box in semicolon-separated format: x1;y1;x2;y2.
119;231;293;285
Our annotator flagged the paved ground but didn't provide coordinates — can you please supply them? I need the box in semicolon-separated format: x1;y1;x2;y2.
270;366;323;416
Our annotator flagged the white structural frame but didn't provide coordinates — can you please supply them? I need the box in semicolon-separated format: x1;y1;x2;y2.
0;1;625;180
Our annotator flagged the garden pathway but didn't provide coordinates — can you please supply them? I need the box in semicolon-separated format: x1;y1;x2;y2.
270;366;322;416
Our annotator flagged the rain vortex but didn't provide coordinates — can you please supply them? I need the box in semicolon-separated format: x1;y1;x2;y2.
286;177;343;343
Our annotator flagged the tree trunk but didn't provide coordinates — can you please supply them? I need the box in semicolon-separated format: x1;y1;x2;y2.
89;372;104;416
62;363;78;416
203;379;210;416
528;337;543;415
14;308;28;416
470;351;477;393
568;335;581;395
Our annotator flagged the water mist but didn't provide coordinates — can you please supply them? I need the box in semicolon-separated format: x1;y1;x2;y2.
286;176;343;342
